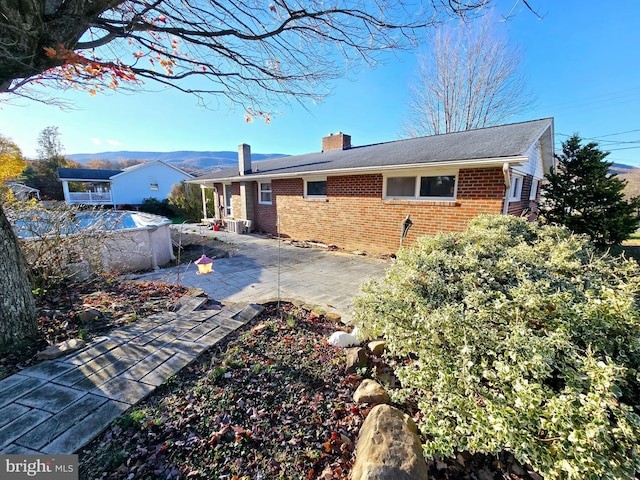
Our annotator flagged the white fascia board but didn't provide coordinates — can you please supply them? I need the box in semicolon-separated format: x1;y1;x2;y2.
188;156;527;185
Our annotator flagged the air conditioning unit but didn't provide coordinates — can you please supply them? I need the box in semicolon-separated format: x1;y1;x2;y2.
226;219;244;234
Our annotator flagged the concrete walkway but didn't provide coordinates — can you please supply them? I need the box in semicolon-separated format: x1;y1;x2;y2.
0;227;389;455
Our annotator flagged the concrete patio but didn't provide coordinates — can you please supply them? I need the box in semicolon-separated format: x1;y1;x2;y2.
0;227;389;455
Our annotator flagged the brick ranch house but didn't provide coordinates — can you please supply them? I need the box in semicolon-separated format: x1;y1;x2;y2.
190;118;554;254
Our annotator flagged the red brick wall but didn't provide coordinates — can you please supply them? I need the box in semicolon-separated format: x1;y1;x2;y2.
506;174;539;221
245;167;506;254
254;186;277;232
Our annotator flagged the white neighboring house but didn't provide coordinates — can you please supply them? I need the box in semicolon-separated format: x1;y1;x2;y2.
58;160;194;208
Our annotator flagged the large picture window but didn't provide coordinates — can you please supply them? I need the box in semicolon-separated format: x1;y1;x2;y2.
419;175;456;197
305;178;327;198
386;177;415;197
385;174;457;200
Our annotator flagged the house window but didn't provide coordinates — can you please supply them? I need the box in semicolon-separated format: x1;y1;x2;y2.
419;175;456;197
259;182;272;204
509;175;523;201
223;184;232;217
529;179;539;201
305;178;327;198
150;183;159;191
385;174;457;200
387;177;415;197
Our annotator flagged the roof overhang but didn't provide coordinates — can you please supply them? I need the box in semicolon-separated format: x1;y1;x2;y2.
58;177;111;183
188;156;527;185
58;178;114;182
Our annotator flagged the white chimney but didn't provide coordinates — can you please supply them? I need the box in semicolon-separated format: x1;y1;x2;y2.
239;143;251;175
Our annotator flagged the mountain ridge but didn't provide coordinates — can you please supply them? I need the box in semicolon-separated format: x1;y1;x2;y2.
67;150;288;174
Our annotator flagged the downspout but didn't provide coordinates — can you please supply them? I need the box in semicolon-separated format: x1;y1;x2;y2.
502;162;511;215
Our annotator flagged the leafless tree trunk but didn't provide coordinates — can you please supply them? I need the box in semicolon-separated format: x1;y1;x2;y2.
0;206;37;349
404;13;532;137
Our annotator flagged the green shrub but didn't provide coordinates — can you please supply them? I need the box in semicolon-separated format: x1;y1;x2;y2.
168;181;214;222
139;197;174;217
354;214;640;479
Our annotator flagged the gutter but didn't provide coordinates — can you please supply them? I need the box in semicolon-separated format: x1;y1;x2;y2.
187;156;528;185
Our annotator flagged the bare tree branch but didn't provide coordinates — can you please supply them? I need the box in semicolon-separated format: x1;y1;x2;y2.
403;11;533;136
0;0;540;113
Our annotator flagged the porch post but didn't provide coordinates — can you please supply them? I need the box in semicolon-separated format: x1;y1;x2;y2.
201;184;208;221
61;181;70;204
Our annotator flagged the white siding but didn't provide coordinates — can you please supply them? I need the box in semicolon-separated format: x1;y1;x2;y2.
513;140;546;179
110;162;192;205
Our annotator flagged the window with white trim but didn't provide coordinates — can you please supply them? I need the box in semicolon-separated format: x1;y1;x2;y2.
304;178;327;198
258;182;272;204
385;174;456;200
223;184;232;216
529;179;539;201
509;175;523;201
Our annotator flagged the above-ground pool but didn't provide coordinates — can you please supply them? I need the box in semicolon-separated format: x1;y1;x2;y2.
13;210;175;273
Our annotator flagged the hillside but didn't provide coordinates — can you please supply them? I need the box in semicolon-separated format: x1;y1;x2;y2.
67;150;287;175
611;162;639;174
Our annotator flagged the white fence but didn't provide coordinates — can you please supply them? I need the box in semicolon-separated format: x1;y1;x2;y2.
67;191;113;204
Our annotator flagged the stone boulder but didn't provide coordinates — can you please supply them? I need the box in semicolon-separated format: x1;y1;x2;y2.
353;379;390;404
368;340;386;356
36;338;86;360
351;404;428;480
78;308;101;323
345;347;368;374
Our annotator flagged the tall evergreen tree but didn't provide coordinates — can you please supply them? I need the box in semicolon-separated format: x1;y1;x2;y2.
540;134;640;247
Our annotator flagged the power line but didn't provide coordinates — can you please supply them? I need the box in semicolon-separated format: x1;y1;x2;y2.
556;131;640;149
590;128;640;139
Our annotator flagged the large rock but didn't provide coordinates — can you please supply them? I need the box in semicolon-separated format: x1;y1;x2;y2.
78;308;101;323
351;404;428;480
353;379;390;404
345;347;368;373
368;340;386;356
36;338;86;360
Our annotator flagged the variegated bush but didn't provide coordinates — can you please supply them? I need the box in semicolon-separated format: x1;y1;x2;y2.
354;214;640;479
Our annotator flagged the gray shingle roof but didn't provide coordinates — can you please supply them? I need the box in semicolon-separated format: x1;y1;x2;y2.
193;118;553;182
57;168;123;180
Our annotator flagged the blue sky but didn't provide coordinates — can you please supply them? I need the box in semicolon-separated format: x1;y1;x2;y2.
1;1;640;166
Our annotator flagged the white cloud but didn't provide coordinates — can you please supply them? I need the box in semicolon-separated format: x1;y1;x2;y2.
90;137;102;145
106;139;122;146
